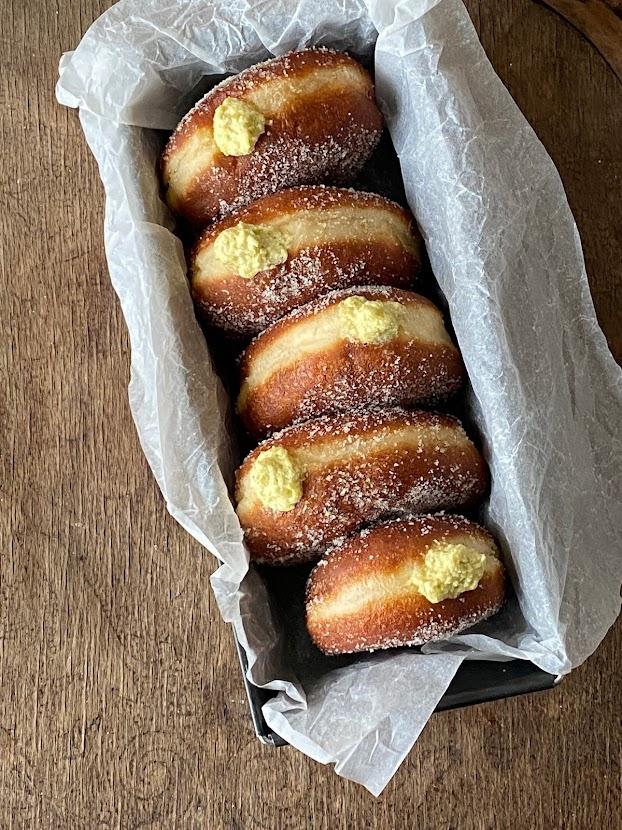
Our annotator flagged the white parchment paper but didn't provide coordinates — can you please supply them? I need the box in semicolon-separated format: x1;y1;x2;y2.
57;0;622;795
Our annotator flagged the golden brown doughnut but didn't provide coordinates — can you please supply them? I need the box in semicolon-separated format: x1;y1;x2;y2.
238;286;464;438
161;49;384;227
234;409;488;565
306;515;506;654
190;186;423;335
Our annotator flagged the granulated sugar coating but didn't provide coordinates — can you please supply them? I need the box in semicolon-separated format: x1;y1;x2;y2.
237;285;464;437
265;407;469;444
196;239;409;334
305;514;505;654
162;48;384;226
235;409;488;564
248;283;413;328
210;130;382;218
191;186;421;335
309;602;504;655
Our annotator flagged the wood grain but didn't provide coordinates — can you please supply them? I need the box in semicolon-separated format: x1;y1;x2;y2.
1;1;620;828
539;0;622;81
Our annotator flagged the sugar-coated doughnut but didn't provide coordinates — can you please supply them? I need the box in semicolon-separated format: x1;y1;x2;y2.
190;186;423;335
235;409;488;565
161;49;384;227
306;515;506;654
238;286;464;438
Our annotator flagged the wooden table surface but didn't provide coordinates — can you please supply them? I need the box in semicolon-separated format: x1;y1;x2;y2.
2;1;621;828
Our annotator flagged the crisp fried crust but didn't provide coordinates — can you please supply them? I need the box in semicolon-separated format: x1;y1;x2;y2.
235;409;488;565
306;515;506;654
190;186;423;335
238;286;465;438
161;49;384;227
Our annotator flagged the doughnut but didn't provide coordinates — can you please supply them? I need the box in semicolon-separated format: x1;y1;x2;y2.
306;515;506;655
234;409;488;565
190;186;423;335
238;286;464;438
161;49;384;227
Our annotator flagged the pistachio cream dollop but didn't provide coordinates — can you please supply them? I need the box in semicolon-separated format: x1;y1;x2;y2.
213;223;289;279
412;543;487;604
247;447;304;512
338;295;402;344
213;97;266;156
